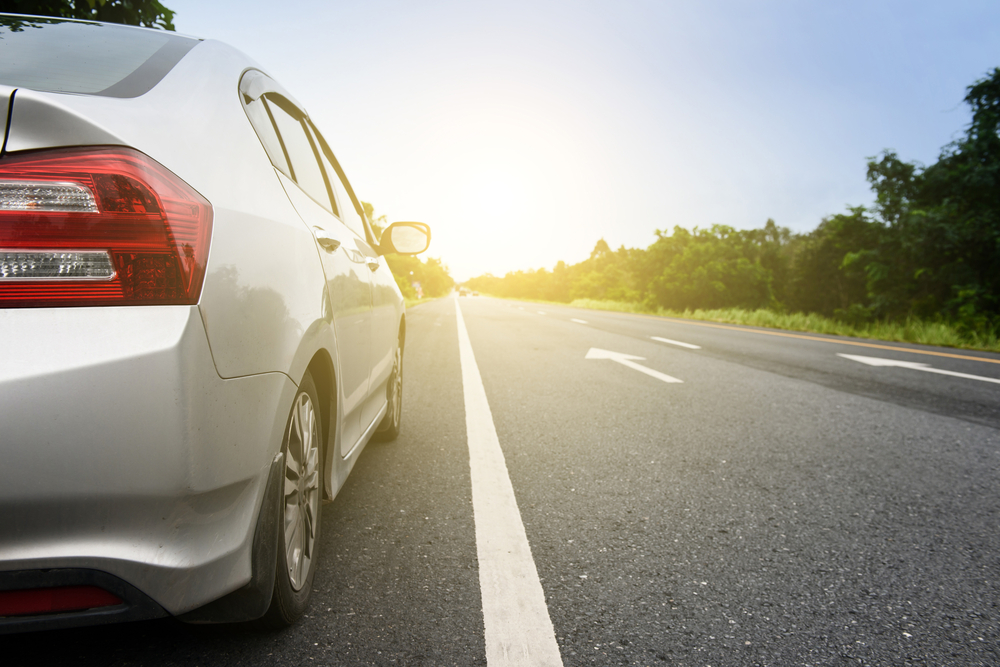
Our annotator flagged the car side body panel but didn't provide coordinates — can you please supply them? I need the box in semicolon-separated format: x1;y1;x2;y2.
368;254;405;426
0;306;295;614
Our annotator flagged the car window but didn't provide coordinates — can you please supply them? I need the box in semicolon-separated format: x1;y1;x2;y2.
265;94;335;214
303;124;340;219
307;121;368;240
242;96;291;178
330;167;367;241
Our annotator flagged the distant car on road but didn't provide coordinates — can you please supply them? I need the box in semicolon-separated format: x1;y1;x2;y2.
0;14;430;633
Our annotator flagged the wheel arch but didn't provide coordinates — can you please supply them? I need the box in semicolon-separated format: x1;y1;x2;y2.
303;348;337;502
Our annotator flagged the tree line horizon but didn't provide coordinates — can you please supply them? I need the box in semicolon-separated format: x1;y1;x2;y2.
463;68;1000;335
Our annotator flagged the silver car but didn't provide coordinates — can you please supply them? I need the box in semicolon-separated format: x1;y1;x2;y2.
0;14;430;633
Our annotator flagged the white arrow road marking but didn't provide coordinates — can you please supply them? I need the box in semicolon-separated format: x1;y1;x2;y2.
586;347;683;383
571;318;588;324
651;336;701;350
456;301;564;666
838;353;1000;385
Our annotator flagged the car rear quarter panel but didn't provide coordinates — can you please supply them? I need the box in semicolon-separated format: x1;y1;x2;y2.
0;306;297;613
4;40;333;384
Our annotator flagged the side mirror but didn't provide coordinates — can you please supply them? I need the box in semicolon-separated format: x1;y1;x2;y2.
379;221;431;255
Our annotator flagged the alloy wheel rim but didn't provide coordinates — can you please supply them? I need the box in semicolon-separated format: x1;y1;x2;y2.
283;391;320;591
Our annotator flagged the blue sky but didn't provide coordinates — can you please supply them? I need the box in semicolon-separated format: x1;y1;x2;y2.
169;0;1000;281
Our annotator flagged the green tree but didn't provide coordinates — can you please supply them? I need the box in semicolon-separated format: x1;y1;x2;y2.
4;0;175;30
912;68;1000;326
785;208;882;320
859;68;1000;328
645;225;774;311
565;239;642;302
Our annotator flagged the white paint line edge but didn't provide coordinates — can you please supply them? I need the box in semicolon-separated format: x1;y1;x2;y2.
586;347;683;383
455;300;564;667
619;357;684;383
571;319;588;324
651;336;701;350
838;353;1000;385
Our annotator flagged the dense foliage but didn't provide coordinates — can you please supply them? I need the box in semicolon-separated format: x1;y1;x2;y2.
3;0;175;30
466;68;1000;335
364;202;454;299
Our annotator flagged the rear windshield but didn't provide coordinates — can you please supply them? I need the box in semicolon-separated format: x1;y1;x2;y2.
0;15;199;98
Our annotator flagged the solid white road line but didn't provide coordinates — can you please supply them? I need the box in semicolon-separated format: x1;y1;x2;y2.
651;336;701;350
571;319;588;324
838;353;1000;385
455;300;564;667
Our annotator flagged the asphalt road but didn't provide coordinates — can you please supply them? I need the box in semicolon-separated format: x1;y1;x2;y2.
8;296;1000;666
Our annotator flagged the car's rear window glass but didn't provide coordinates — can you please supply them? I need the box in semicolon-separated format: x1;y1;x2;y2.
266;95;334;213
243;96;292;178
0;15;198;98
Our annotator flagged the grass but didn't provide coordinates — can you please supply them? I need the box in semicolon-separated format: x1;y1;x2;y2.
494;296;1000;353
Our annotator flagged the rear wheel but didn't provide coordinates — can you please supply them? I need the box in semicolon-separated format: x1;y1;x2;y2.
374;342;403;442
259;371;323;628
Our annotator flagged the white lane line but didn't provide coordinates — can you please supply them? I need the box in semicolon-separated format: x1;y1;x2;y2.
571;319;588;324
455;300;564;667
651;336;701;350
838;353;1000;385
537;311;547;315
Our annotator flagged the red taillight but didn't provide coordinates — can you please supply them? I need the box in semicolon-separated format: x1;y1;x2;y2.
0;586;123;616
0;147;213;307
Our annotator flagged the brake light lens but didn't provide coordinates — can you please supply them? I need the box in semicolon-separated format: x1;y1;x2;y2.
0;147;212;307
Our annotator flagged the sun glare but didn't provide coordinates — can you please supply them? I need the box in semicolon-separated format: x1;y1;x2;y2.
463;169;524;221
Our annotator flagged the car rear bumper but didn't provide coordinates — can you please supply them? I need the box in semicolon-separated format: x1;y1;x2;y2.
0;568;168;635
0;306;295;619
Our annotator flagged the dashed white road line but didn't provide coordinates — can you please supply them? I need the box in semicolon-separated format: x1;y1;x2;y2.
455;299;564;667
651;336;701;350
571;319;588;324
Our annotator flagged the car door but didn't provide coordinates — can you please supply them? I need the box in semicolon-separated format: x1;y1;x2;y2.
365;226;402;423
305;122;398;437
239;74;373;453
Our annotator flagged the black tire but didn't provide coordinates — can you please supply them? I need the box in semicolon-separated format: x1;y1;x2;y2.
374;341;403;442
259;371;323;628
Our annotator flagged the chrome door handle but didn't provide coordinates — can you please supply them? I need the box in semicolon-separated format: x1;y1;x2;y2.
366;258;380;272
313;228;341;253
